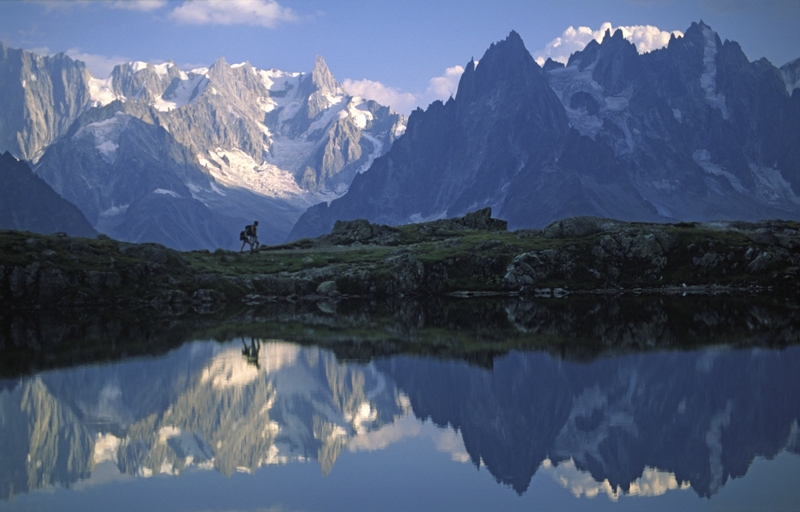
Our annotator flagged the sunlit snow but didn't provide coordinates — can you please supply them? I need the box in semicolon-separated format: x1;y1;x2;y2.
153;73;208;112
199;148;308;201
153;62;174;76
88;76;119;107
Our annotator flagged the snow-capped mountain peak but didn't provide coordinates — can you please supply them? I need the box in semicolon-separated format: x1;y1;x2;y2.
0;42;406;248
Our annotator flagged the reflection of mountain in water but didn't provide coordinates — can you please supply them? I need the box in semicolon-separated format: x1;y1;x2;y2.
1;338;798;502
377;347;800;497
0;341;402;500
0;378;94;500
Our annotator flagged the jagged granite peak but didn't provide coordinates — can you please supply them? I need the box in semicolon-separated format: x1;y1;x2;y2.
0;43;91;161
310;54;342;96
0;151;96;237
457;30;546;103
592;29;643;95
290;22;800;241
289;31;571;239
110;60;183;103
542;57;565;72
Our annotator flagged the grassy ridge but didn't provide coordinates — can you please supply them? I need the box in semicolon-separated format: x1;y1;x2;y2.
1;214;798;309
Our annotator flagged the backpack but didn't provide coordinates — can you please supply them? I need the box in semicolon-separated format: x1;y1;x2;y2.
244;225;253;237
239;229;248;241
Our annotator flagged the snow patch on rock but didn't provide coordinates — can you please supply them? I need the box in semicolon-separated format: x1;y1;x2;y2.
73;113;131;164
693;149;745;193
154;73;209;112
546;64;605;139
749;163;800;204
699;27;730;119
88;76;119;107
153;189;180;198
200;148;308;201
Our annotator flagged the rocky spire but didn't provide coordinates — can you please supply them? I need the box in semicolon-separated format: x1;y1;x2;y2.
310;55;342;95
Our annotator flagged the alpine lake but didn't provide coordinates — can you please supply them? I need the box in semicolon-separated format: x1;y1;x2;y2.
1;294;798;512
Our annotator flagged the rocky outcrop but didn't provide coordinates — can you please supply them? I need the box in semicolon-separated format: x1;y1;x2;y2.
321;218;401;245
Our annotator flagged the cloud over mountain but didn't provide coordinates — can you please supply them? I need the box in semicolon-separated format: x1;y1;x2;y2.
343;65;466;116
65;49;131;78
341;78;418;115
532;22;683;65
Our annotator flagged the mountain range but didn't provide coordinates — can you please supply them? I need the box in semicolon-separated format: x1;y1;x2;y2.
1;21;798;250
0;43;404;249
1;340;797;501
289;22;800;240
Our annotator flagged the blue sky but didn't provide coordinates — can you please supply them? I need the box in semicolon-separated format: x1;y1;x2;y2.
0;0;797;114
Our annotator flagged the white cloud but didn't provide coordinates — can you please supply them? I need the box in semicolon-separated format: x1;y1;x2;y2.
342;78;419;115
425;65;464;98
532;22;683;66
168;0;296;28
343;65;466;116
65;49;131;78
108;0;167;11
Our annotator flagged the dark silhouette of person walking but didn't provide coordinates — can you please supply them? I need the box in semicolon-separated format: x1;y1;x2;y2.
240;221;260;253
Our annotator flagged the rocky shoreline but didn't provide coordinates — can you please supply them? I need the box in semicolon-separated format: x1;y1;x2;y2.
1;208;798;310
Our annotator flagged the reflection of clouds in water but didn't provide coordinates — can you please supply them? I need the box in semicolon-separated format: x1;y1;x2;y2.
201;341;300;389
71;460;133;490
347;399;470;463
347;414;422;452
542;458;691;500
433;428;471;463
93;432;121;464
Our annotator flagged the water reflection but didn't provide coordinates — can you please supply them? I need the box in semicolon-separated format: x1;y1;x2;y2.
0;339;798;509
377;347;800;498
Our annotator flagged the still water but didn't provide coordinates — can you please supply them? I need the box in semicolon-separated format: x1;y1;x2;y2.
1;325;798;511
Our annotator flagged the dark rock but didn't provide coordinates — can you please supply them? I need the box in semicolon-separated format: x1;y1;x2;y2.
324;219;401;245
386;252;425;296
460;208;508;231
542;217;619;238
693;252;721;268
191;289;227;303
